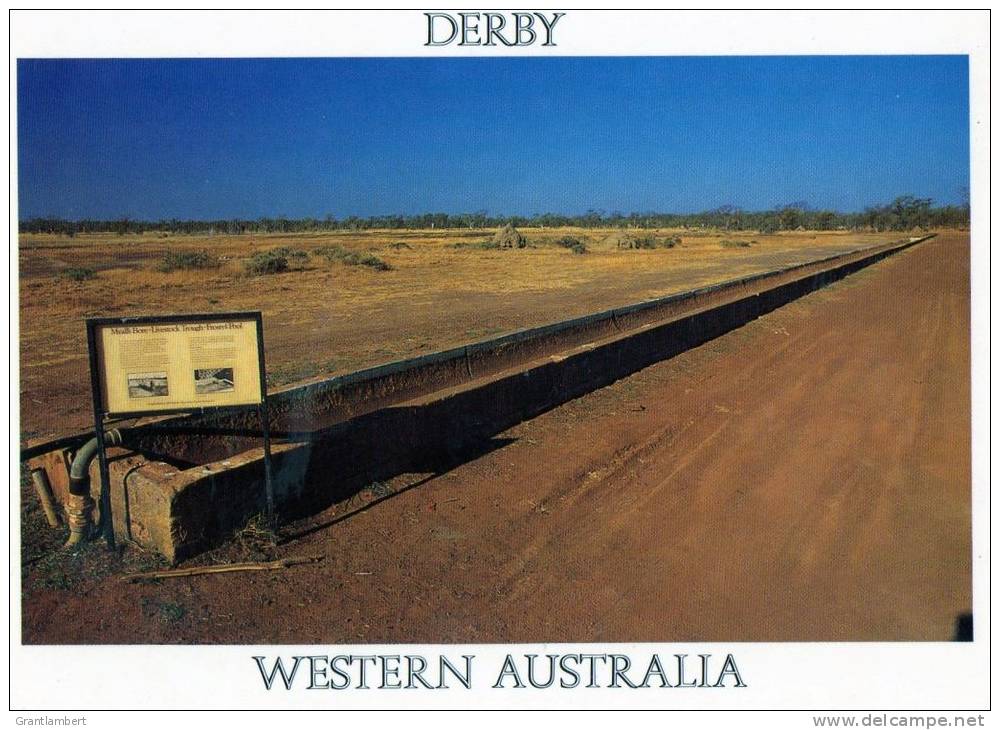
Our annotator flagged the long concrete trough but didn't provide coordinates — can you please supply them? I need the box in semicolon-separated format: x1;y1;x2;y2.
24;234;934;561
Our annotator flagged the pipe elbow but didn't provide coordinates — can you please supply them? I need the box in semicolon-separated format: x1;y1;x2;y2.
68;429;123;493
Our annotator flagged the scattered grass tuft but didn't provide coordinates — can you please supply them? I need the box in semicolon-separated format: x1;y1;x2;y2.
269;247;310;267
59;267;97;282
554;236;588;254
158;602;187;623
157;250;219;272
233;513;278;561
141;597;188;624
315;244;392;271
634;235;680;249
245;250;290;275
38;564;72;590
346;480;396;511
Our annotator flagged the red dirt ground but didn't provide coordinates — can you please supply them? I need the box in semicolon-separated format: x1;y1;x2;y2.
20;231;970;644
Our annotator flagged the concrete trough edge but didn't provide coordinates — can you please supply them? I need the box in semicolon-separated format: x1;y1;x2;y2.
24;234;934;561
20;235;931;462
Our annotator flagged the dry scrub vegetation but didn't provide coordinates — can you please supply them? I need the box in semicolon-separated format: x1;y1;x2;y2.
20;226;903;438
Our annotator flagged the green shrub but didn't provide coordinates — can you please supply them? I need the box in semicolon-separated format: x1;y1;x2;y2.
245;250;289;275
633;235;681;250
270;246;309;264
315;244;392;271
553;236;588;254
157;249;219;272
59;267;97;281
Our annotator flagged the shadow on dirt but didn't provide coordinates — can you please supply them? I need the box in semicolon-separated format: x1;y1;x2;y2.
111;241;924;559
277;435;516;545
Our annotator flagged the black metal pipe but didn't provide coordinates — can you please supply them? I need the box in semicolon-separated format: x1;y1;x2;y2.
68;429;123;494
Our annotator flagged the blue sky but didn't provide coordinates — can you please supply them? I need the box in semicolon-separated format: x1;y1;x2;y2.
17;56;969;220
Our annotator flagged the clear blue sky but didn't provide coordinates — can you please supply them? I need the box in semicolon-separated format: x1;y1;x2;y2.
17;56;968;220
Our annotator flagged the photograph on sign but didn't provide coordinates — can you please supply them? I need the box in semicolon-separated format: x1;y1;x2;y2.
126;371;169;399
194;367;235;394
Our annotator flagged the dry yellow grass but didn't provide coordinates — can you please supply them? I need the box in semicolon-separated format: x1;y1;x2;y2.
19;226;904;438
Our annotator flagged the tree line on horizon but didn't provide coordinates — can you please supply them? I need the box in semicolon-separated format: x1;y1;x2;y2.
19;196;969;237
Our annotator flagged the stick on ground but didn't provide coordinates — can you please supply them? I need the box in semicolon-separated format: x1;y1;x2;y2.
122;555;323;582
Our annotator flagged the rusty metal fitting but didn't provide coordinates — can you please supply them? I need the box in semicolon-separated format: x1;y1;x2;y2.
64;494;95;547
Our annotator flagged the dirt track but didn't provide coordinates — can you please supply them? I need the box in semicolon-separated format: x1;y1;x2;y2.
21;231;970;644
